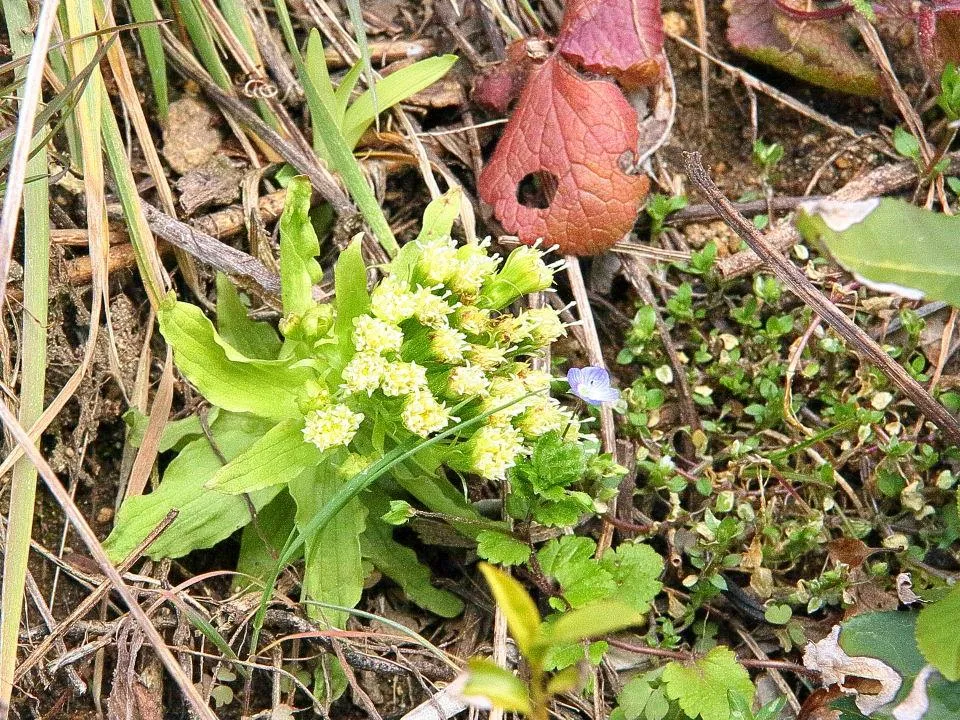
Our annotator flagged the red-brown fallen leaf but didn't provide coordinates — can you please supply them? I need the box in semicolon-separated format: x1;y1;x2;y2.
477;55;649;256
557;0;664;89
471;40;538;115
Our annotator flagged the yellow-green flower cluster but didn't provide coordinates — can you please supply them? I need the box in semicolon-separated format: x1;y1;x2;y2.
300;237;575;478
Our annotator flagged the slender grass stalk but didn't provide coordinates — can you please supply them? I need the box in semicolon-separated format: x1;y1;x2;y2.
128;0;169;117
0;0;54;712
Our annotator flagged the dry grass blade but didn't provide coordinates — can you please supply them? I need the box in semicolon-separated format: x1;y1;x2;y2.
13;510;179;684
0;402;218;719
684;150;960;445
0;0;59;304
123;348;174;499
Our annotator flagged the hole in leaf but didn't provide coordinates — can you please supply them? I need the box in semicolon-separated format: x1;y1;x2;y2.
516;171;559;209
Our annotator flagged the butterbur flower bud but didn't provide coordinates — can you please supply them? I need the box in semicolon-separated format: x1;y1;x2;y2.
455;306;493;337
431;326;469;363
479;245;557;309
448;364;490;397
402;389;458;437
470;425;528;480
370;275;416;325
381;361;428;397
353;315;404;355
417;236;459;285
300;379;331;411
342;352;388;395
449;241;500;295
280;303;335;341
413;286;456;329
302;404;364;452
467;343;510;370
522;307;566;345
516;397;571;437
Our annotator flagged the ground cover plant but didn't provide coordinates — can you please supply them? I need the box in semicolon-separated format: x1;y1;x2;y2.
6;0;960;718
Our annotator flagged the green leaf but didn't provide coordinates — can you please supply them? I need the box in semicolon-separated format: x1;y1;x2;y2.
476;531;531;567
215;273;281;360
763;604;792;625
360;511;464;618
796;198;960;307
341;55;458;150
917;585;960;680
463;658;532;715
304;29;338;156
291;463;366;627
124;408;217;452
235;490;297;591
840;611;926;678
159;296;313;419
545;665;582;695
207;419;321;494
535;601;643;648
478;563;541;658
618;677;655;720
333;237;370;367
600;542;664;612
527;431;589;500
661;646;754;720
278;176;322;318
104;412;280;561
334;62;364;126
537;536;615;608
380;499;415;525
416;185;462;244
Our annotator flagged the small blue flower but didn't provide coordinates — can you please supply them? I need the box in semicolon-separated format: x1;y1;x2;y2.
566;366;620;406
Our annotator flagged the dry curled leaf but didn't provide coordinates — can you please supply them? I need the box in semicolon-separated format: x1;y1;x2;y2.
556;0;664;90
477;56;650;256
476;0;664;255
803;625;903;715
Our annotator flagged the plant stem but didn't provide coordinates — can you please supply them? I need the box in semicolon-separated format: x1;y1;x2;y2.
0;0;51;713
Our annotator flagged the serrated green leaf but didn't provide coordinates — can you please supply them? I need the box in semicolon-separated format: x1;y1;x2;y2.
529;432;588;499
533;497;590;527
333;237;369;367
479;563;541;658
917;585;960;680
279;176;322;318
538;536;614;609
661;646;754;720
796;198;960;307
463;658;532;714
207;419;321;494
341;55;458;150
601;542;664;612
105;412;279;561
159;297;313;419
215;273;281;360
536;601;643;648
544;640;607;672
476;530;531;567
292;463;366;627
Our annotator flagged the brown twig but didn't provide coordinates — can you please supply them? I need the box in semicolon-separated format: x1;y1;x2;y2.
684;151;960;445
606;638;819;678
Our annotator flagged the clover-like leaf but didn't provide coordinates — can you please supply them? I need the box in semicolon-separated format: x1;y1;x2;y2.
478;55;649;256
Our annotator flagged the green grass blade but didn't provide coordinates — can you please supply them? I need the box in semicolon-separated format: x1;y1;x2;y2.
343;0;376;120
128;0;169;117
271;0;397;256
173;0;232;87
341;54;457;150
0;0;51;708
